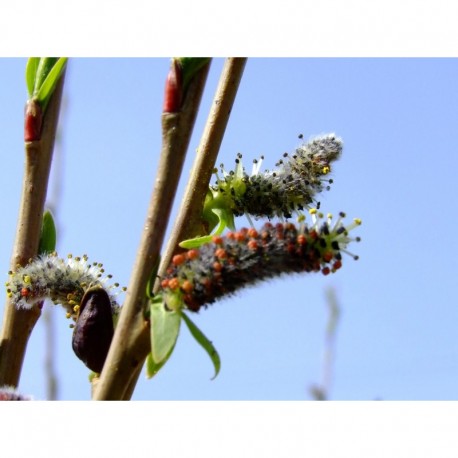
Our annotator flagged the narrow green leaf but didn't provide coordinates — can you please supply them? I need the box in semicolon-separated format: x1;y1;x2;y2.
179;233;216;249
25;58;40;97
150;295;181;365
33;58;59;95
179;208;231;249
202;191;220;233
212;207;235;231
35;58;67;109
38;210;57;254
181;311;221;379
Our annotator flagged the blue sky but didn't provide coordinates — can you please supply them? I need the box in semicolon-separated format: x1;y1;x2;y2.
1;58;458;400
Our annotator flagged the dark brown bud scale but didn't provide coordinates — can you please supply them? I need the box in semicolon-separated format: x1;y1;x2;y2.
71;287;114;373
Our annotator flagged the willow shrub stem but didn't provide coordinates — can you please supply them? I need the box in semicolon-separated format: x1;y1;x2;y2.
158;58;247;275
0;72;66;387
121;58;247;401
93;62;210;401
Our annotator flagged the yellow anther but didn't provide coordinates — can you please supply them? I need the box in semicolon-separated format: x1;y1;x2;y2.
66;312;72;319
7;292;12;298
354;218;362;225
23;275;31;284
309;208;317;215
73;305;80;313
322;166;330;174
327;213;333;219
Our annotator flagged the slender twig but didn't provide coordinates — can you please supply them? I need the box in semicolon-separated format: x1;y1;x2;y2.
0;71;66;387
121;58;247;401
158;58;247;276
309;286;340;400
92;62;210;400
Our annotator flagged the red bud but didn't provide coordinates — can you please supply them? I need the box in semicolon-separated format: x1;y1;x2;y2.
24;99;43;141
163;60;182;113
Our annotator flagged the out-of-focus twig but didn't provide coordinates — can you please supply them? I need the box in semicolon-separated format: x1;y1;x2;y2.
42;95;68;400
309;286;341;400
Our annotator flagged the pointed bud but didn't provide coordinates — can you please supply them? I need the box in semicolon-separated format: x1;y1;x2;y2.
24;99;43;141
163;59;182;113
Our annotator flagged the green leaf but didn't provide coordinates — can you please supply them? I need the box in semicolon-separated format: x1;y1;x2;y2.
35;58;67;109
25;58;40;97
181;311;221;380
212;207;235;231
150;295;181;367
179;207;234;249
201;191;220;232
38;210;57;254
145;347;175;379
33;58;59;95
179;233;217;249
177;57;210;93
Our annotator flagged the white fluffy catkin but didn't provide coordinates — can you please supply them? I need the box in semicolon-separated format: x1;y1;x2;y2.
5;253;122;318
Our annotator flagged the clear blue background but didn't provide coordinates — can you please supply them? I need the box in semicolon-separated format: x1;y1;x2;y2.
1;58;457;400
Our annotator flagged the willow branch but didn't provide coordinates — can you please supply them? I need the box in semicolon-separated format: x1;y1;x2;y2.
121;58;247;401
92;62;210;401
0;72;66;387
158;58;247;275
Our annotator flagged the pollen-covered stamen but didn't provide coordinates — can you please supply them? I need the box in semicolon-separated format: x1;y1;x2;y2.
164;213;360;312
210;134;343;221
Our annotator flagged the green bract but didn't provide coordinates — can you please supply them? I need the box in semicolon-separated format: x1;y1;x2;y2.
149;295;181;376
147;294;221;379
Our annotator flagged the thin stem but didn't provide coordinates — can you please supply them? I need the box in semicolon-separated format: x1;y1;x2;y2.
158;58;247;277
92;62;210;400
0;72;66;387
122;58;247;400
